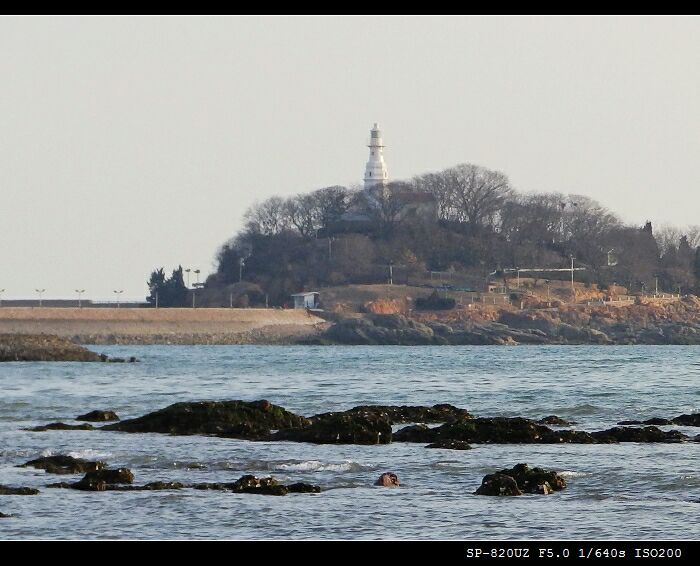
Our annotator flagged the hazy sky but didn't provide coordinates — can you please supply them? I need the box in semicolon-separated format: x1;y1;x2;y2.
1;16;699;300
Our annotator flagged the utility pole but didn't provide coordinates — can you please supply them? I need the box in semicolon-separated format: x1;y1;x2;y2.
389;262;394;285
192;289;196;308
655;276;659;296
155;292;159;309
230;293;233;308
75;289;85;308
328;237;332;261
570;256;575;293
239;258;245;282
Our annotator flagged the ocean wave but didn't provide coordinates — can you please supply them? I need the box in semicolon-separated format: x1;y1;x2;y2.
274;460;370;473
38;448;114;460
559;470;589;478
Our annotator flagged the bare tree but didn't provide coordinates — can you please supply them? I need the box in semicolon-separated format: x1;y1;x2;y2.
445;163;513;230
244;196;290;235
285;194;319;239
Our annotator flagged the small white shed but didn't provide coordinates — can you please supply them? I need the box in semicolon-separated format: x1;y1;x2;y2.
291;292;320;310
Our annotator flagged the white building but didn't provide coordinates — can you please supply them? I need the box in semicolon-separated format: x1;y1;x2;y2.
290;292;320;310
363;123;388;190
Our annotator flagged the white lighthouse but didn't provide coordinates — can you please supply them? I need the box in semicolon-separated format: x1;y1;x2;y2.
363;123;388;190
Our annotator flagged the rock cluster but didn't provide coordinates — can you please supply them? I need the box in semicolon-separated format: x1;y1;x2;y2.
475;464;566;496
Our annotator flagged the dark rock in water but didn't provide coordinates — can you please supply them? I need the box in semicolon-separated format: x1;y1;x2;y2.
71;479;107;491
76;410;120;422
672;413;700;427
498;463;566;493
103;400;308;439
396;417;596;445
286;482;321;493
0;485;40;495
81;468;134;485
474;473;522;496
46;482;73;489
62;468;135;491
393;423;432;442
25;422;95;432
617;418;672;426
0;334;102;362
0;511;14;518
311;403;472;425
275;412;391;445
591;426;688;443
20;454;106;475
375;472;400;487
426;440;473;450
538;415;574;426
230;475;288;496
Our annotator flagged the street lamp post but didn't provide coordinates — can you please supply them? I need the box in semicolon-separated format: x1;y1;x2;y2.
570;256;575;293
185;268;191;288
75;289;85;308
0;289;4;308
35;289;45;307
113;290;123;308
239;258;245;282
194;269;200;285
388;261;394;286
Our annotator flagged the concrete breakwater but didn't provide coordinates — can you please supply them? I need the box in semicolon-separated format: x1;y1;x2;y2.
0;308;327;345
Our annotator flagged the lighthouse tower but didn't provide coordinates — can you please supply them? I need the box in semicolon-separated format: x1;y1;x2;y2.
363;123;388;190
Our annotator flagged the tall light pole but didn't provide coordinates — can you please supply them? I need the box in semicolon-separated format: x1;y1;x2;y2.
75;289;85;308
388;261;394;286
185;268;191;288
35;289;45;307
113;290;123;308
570;256;575;294
0;289;4;308
194;269;201;285
239;258;245;282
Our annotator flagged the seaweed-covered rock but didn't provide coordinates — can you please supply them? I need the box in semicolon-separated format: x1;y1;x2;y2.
286;482;321;493
497;463;566;493
82;468;134;484
20;454;106;475
672;413;700;427
275;412;391;445
25;422;95;432
617;418;672;426
0;511;13;518
76;410;120;422
230;475;288;496
393;423;433;442
538;415;574;426
474;473;522;496
375;472;400;487
591;426;688;443
426;440;472;450
103;400;308;439
316;404;471;425
0;334;102;362
0;485;40;495
397;417;596;445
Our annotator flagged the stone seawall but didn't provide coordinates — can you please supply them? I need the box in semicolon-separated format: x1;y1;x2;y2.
0;308;326;345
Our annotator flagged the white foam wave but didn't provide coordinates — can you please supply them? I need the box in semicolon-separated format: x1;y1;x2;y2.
276;460;365;472
559;470;588;478
67;449;114;460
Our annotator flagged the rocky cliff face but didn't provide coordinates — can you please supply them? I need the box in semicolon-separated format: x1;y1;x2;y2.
307;297;700;345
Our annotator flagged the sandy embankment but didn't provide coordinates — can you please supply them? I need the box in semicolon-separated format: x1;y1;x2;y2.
0;308;329;345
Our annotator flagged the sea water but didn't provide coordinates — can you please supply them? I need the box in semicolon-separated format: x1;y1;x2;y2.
0;345;698;540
